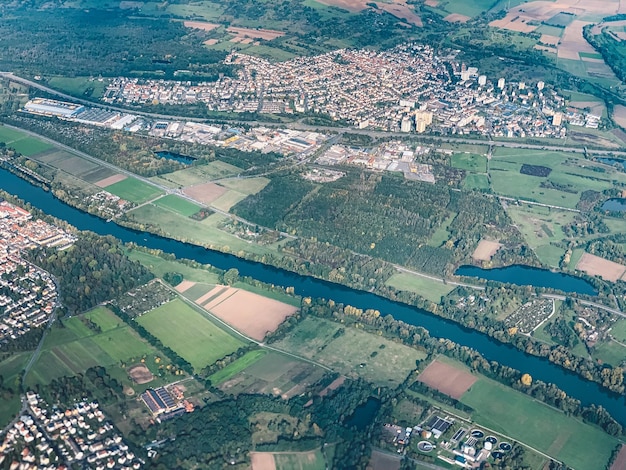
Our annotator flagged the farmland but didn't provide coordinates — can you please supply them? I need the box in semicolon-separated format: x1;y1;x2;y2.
460;377;619;469
104;178;163;204
26;307;157;386
272;317;425;386
137;298;246;370
152;194;203;217
208;350;267;385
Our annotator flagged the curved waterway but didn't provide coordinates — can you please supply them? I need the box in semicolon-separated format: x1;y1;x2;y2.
2;168;626;425
455;265;597;296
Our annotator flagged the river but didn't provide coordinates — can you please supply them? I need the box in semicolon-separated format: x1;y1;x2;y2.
2;168;626;426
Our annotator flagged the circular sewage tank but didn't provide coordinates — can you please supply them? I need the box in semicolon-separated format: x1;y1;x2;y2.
470;429;484;438
418;441;434;452
485;436;498;445
492;451;504;459
499;442;512;452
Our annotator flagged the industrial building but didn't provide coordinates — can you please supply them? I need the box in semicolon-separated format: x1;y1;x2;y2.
23;98;85;118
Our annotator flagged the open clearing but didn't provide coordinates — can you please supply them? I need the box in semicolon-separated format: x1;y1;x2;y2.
227;27;285;41
451;153;487;172
444;13;470;23
385;272;454;302
137;298;245;370
205;287;298;341
614;105;626;129
274;450;326;470
127;249;221;285
251;453;276;470
183;21;220;31
208;350;267;385
460;376;619;469
128;364;154;384
575;252;626;282
472;239;502;261
417;359;477;399
273;317;425;386
105;178;163;204
369;450;401;470
182;182;227;205
218;351;325;398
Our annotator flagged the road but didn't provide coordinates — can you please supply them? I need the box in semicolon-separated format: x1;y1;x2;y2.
4;72;626;157
542;293;626;319
2;123;290;236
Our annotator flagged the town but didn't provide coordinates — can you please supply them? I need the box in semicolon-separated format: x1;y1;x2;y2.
97;43;594;138
0;200;73;344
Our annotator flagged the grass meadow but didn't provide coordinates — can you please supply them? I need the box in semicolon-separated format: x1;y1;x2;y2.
137;298;245;370
153;194;202;217
208;350;267;385
127;249;221;285
451;153;487;173
273;317;425;386
461;378;619;469
105;178;163;204
385;272;454;302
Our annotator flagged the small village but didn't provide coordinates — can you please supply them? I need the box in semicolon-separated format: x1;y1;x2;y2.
0;392;143;469
0;200;73;343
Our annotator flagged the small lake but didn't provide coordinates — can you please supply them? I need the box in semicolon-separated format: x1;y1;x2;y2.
455;265;597;296
155;151;196;164
343;397;381;430
601;198;626;213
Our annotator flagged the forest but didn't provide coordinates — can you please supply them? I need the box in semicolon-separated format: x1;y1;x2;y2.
25;233;153;314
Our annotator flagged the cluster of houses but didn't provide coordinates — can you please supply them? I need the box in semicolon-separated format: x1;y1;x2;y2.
0;200;74;343
0;393;142;469
98;42;584;138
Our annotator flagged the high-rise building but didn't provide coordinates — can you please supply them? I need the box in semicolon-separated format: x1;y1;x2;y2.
478;75;487;86
537;81;545;91
460;70;470;81
401;117;412;133
518;82;526;90
415;111;433;133
497;78;505;89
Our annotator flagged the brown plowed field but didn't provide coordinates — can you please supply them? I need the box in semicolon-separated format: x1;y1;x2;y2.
95;174;127;188
209;288;298;341
472;239;501;261
251;453;276;470
182;182;227;205
576;252;626;282
175;280;195;293
417;360;476;399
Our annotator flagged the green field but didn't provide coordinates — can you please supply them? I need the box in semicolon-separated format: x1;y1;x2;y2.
27;307;157;385
451;153;487;173
153;195;202;217
505;205;576;267
10;137;53;156
427;214;455;247
137;298;245;370
151;161;243;188
105;178;163;204
273;317;425;386
218;177;270;195
211;190;248;211
593;340;626;366
0;125;29;144
462;174;490;190
385;272;454;302
208;350;267;385
461;378;619;469
127;249;221;285
0;352;29;426
442;0;496;17
125;204;278;255
489;149;626;209
47;76;108;98
609;319;626;343
274;450;327;470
